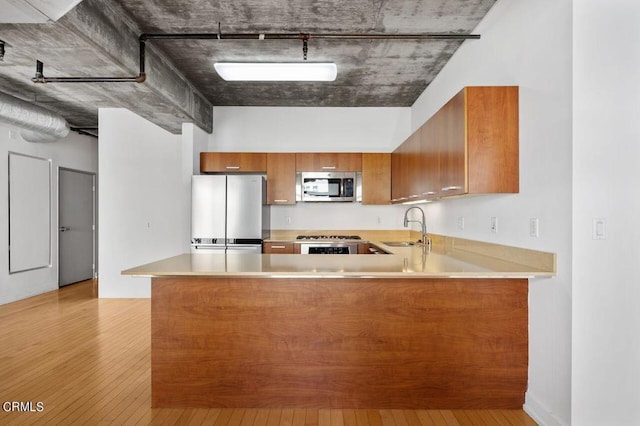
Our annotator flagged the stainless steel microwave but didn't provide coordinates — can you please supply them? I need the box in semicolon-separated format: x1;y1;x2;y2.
298;172;357;202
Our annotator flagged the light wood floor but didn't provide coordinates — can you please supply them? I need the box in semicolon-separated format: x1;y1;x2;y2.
0;280;537;425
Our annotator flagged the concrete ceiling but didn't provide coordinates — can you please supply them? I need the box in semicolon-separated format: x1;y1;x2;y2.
0;0;496;135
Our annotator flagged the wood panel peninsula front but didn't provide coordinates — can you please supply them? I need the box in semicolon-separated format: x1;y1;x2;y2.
123;236;555;409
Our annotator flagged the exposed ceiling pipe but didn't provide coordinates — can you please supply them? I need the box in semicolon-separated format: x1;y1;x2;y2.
139;31;481;41
70;126;98;138
0;92;70;142
30;27;480;84
31;43;147;83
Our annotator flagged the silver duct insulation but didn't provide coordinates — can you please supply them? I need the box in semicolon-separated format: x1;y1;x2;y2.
0;92;70;142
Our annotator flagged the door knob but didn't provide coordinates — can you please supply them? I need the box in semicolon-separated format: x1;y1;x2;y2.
59;226;70;232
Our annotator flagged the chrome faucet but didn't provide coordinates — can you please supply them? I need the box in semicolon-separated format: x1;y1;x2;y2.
403;206;431;250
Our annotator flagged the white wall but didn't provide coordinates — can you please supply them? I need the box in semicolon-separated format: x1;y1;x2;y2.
181;123;211;245
98;109;190;298
211;106;410;152
0;122;97;305
411;1;572;424
572;1;640;424
182;122;210;175
270;203;407;231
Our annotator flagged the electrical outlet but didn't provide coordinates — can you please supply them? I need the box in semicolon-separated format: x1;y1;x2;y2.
490;216;498;233
529;218;539;238
285;216;292;225
457;216;465;230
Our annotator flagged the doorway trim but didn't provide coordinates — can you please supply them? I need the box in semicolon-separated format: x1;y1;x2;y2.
58;167;97;287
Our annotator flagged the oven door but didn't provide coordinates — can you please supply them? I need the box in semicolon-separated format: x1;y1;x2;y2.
300;243;358;254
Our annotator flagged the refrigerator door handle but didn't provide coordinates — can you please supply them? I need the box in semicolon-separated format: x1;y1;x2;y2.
226;245;263;254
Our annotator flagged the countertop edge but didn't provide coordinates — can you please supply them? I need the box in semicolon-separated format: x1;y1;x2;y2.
123;271;547;279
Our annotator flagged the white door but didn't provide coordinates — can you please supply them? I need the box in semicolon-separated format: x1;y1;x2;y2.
59;168;95;287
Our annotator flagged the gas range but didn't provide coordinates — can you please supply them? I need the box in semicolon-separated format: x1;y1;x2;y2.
296;235;362;254
296;235;362;241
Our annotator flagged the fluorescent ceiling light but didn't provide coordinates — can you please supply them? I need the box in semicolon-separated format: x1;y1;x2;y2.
214;62;337;82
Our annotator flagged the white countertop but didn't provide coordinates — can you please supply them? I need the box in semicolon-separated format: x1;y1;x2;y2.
122;240;555;279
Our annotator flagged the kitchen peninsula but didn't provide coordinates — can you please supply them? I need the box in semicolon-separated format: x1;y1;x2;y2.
123;235;555;409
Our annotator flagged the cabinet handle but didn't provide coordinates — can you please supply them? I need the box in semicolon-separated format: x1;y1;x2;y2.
271;245;287;249
441;186;462;192
226;166;240;170
274;199;289;203
321;166;336;170
409;194;419;198
422;191;437;195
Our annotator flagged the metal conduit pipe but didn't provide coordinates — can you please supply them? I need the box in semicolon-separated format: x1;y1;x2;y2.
0;92;70;142
139;32;480;41
31;29;479;85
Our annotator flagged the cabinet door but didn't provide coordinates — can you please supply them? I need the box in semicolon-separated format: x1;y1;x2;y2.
263;242;295;254
295;153;362;171
266;153;296;205
405;128;423;202
391;142;409;203
466;86;519;194
200;152;267;173
357;243;371;254
361;153;390;205
438;90;467;197
420;118;440;200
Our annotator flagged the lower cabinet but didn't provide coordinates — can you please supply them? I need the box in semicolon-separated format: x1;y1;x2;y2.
263;242;299;254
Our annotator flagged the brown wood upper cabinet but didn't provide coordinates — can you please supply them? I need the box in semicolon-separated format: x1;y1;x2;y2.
295;153;362;172
362;153;391;205
200;152;267;173
391;86;519;203
266;153;296;205
391;128;422;203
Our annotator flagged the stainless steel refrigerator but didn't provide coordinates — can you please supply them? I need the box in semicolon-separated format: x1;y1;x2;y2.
191;175;270;254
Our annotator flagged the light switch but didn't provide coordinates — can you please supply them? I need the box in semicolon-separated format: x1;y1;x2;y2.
593;218;606;240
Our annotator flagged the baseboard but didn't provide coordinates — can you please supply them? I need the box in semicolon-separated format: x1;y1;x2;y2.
525;391;568;426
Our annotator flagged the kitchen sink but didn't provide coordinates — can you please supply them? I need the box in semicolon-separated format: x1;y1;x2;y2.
382;241;419;247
